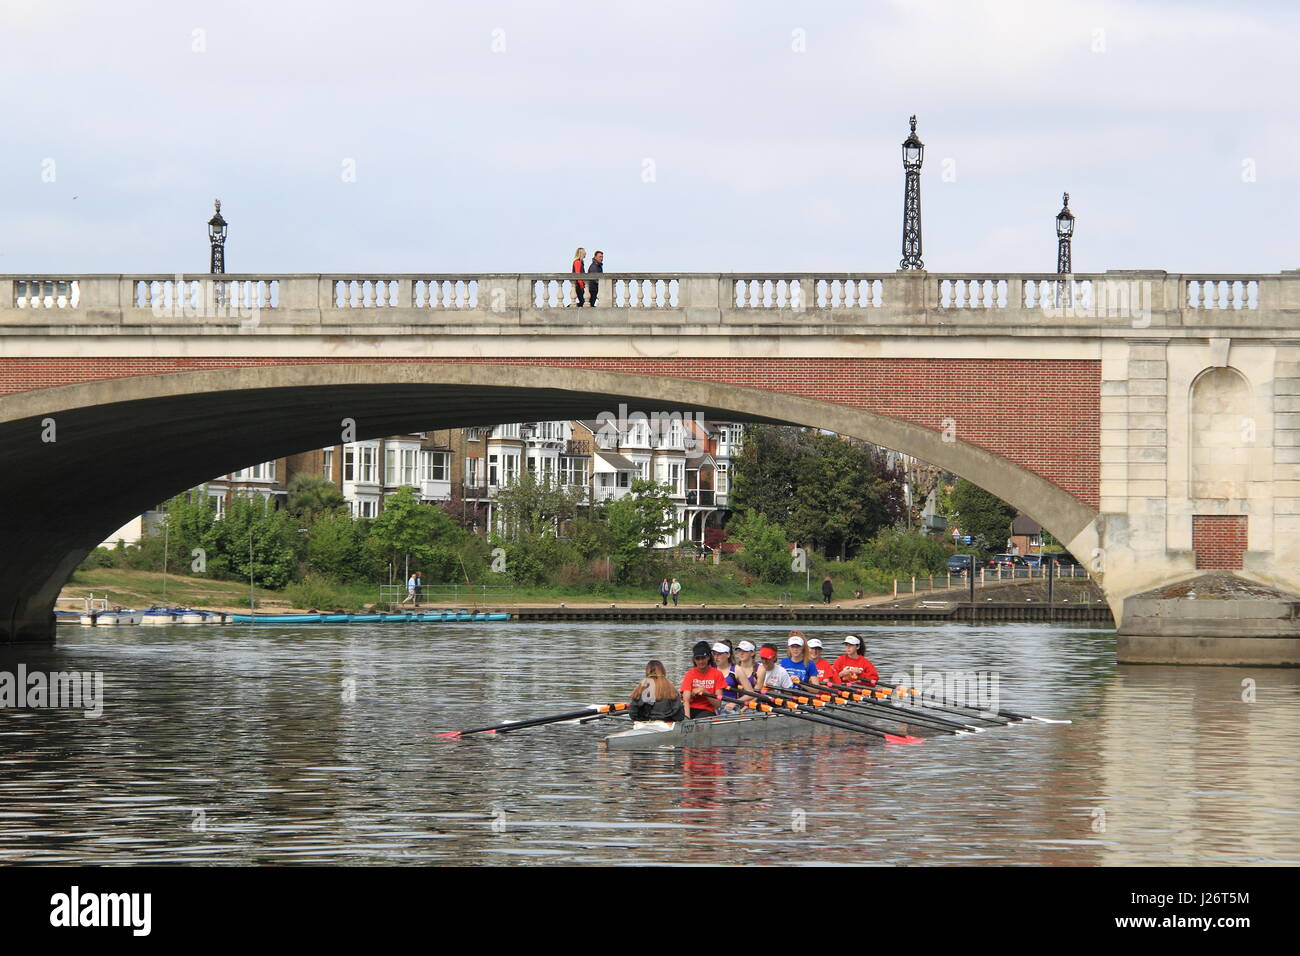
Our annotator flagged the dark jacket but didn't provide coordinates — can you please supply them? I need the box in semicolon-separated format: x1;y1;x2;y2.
633;695;686;722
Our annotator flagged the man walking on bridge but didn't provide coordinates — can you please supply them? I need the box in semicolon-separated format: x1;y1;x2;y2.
588;250;604;307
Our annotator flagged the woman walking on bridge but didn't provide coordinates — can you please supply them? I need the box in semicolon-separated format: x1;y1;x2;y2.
571;247;587;307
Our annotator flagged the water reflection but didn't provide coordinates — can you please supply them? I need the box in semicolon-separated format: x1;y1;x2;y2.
0;622;1296;865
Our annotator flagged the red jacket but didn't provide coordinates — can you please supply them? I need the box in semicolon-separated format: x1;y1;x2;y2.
571;258;585;290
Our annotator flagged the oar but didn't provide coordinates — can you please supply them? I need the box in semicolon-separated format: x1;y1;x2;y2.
434;702;631;738
736;689;924;744
816;677;1015;725
792;681;979;734
801;679;1000;730
758;686;960;737
875;679;1072;724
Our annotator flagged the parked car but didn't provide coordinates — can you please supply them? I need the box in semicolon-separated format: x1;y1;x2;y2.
946;554;974;575
986;553;1029;569
1040;551;1080;569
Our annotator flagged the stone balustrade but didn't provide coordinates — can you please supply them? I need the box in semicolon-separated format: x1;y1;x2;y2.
4;271;1299;333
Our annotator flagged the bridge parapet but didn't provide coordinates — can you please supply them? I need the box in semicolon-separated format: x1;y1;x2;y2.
4;271;1300;336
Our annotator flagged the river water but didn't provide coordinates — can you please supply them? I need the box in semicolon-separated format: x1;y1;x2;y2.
1;621;1297;866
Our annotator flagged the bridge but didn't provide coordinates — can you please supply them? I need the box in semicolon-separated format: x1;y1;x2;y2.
3;269;1299;663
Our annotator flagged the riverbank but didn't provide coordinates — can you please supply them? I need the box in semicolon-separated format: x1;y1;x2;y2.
60;568;1108;622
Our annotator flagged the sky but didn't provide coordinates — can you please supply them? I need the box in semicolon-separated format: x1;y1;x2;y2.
1;0;1297;276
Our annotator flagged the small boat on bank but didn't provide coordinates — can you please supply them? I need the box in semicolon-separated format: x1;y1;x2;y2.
94;609;144;626
229;610;511;625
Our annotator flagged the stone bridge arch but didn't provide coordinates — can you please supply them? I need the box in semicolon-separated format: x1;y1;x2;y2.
0;362;1102;643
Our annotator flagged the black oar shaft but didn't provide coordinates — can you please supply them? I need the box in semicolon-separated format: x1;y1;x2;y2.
441;702;626;737
737;689;902;740
796;682;977;732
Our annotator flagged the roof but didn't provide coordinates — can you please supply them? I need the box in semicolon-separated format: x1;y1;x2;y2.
595;451;637;470
1010;514;1042;535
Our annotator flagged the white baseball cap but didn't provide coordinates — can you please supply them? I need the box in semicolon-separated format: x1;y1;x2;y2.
711;642;730;654
736;640;757;652
807;638;824;649
842;635;862;646
787;635;805;647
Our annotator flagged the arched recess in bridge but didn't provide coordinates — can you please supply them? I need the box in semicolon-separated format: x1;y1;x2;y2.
0;363;1102;642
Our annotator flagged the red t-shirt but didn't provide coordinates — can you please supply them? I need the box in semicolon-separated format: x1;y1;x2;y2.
813;658;840;684
681;667;728;714
832;654;878;686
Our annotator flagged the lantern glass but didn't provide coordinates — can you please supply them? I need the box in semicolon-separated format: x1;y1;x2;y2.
1057;213;1074;238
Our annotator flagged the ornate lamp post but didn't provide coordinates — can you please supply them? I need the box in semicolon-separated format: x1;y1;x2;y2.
208;199;227;274
900;115;925;270
1055;192;1075;306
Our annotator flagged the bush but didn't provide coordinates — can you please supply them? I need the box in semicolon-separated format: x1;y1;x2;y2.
283;574;352;611
858;528;951;576
729;510;792;585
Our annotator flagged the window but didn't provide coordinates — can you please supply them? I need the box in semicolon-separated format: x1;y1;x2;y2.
344;448;355;482
421;450;449;482
465;457;481;488
716;463;729;494
634;460;648;480
488;454;499;488
208;494;226;519
231;461;275;481
560;456;588;488
492;423;520;439
502;452;520;485
323;448;334;479
360;446;377;483
667;419;683;448
667;462;683;496
617;472;630;488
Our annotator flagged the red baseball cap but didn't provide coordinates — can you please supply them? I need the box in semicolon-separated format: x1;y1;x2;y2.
758;647;777;661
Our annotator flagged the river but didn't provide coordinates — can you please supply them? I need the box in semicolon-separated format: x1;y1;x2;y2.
1;621;1297;865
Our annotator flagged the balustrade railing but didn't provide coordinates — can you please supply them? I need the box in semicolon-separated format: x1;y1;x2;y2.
4;272;1297;324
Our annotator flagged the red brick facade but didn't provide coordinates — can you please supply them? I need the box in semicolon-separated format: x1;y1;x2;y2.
1192;515;1248;569
0;356;1101;507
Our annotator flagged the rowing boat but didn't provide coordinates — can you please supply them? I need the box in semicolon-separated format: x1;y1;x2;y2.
603;705;943;751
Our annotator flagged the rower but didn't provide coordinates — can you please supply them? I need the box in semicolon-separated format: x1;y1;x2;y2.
779;632;821;684
681;640;728;719
832;634;879;686
629;660;686;722
806;638;839;684
756;644;794;692
721;639;760;712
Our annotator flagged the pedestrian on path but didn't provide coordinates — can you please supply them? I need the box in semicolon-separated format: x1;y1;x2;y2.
670;577;682;606
822;575;833;604
659;577;671;606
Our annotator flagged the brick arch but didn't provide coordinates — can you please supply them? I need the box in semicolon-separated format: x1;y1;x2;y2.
0;361;1101;642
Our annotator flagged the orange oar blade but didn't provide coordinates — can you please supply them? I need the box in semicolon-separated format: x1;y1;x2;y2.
432;731;461;739
884;733;925;745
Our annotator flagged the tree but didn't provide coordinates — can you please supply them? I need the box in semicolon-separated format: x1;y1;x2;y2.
287;474;347;522
948;479;1016;555
604;479;682;583
729;425;806;524
729;510;792;585
304;512;373;582
367;486;465;583
491;471;586;539
204;494;301;589
786;435;905;560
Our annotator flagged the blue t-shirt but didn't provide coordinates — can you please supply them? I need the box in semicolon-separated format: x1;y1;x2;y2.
779;657;819;683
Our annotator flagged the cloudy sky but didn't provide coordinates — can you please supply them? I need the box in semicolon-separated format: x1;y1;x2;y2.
1;0;1296;276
